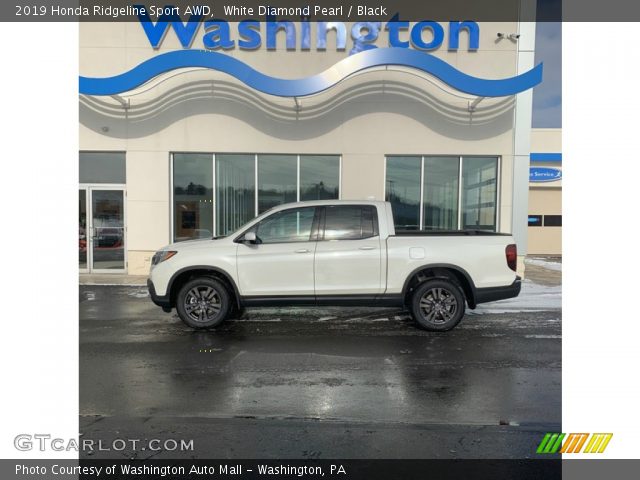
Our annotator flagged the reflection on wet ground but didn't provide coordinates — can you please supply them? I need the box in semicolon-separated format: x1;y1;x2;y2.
80;285;561;459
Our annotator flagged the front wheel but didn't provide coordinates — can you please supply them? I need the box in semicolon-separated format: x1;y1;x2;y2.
176;277;231;329
410;279;466;331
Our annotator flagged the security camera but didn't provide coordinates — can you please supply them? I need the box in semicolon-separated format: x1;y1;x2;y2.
508;33;521;40
497;32;504;38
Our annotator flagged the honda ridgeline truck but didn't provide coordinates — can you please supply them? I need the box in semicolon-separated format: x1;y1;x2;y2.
148;200;521;331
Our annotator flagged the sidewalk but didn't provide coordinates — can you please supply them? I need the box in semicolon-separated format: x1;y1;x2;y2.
523;256;562;287
79;274;147;286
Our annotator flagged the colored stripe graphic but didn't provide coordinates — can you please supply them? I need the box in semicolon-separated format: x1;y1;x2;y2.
536;433;552;454
560;433;589;453
548;433;565;453
538;433;613;454
584;434;613;454
537;433;564;454
79;48;543;97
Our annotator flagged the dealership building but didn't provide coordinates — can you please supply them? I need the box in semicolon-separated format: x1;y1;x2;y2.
528;128;562;255
79;19;547;275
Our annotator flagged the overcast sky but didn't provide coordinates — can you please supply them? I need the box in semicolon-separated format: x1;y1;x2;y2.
532;22;562;128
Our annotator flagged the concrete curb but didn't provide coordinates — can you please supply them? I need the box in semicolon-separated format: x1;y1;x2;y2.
79;274;148;286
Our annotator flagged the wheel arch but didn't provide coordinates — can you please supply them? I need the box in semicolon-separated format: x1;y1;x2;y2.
167;266;241;309
401;263;478;309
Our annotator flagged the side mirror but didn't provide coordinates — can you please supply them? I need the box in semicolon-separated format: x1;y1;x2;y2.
243;231;258;244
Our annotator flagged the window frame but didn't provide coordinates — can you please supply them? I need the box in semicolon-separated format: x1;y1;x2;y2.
384;154;501;232
171;152;214;243
233;206;321;244
170;152;342;240
461;156;500;232
318;205;380;241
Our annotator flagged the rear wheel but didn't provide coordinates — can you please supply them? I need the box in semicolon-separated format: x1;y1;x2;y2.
176;277;231;329
410;279;465;331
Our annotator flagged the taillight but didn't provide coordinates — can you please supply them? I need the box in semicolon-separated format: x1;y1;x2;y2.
505;244;517;272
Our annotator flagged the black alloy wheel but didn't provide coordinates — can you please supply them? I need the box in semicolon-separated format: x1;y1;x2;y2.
411;279;466;331
176;277;231;329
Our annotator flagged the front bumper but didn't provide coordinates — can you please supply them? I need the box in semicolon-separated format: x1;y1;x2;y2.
474;276;522;305
147;278;172;310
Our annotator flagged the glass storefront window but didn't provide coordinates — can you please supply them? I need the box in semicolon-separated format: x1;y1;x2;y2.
385;156;421;230
300;155;340;201
216;154;255;236
257;154;297;213
173;153;213;242
386;155;499;231
423;157;459;230
172;153;340;238
462;157;498;231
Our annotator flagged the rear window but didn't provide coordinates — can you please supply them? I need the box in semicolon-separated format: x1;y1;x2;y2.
323;206;377;240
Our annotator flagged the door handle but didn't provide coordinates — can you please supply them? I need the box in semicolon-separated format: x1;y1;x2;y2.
359;246;376;250
295;248;311;253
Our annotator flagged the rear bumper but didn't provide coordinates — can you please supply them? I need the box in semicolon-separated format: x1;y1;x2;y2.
474;276;521;305
147;278;172;309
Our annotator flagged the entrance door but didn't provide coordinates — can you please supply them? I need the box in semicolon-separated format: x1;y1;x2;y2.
79;189;88;272
79;186;126;273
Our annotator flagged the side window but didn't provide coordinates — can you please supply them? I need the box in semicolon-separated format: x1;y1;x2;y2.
255;207;316;243
324;206;378;240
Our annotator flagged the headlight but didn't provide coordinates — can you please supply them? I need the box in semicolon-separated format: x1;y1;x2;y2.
151;250;177;266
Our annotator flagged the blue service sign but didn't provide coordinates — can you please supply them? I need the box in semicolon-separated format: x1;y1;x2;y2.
530;167;562;183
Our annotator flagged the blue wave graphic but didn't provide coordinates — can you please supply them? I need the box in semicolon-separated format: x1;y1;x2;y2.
79;48;543;97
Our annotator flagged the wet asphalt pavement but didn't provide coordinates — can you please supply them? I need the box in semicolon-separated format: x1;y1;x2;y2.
79;283;561;459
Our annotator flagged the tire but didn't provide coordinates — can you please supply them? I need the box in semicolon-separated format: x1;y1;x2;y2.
176;277;231;329
410;278;466;331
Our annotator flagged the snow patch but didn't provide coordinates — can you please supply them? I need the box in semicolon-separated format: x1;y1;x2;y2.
525;257;562;271
343;317;390;323
470;280;561;314
235;318;282;322
128;289;149;298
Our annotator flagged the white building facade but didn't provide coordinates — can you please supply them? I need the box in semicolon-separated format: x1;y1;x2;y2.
79;19;539;275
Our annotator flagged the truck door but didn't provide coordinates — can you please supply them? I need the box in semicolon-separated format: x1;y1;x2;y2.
237;206;318;296
314;205;383;297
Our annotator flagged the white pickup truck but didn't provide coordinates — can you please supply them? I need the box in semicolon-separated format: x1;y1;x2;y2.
148;200;520;331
